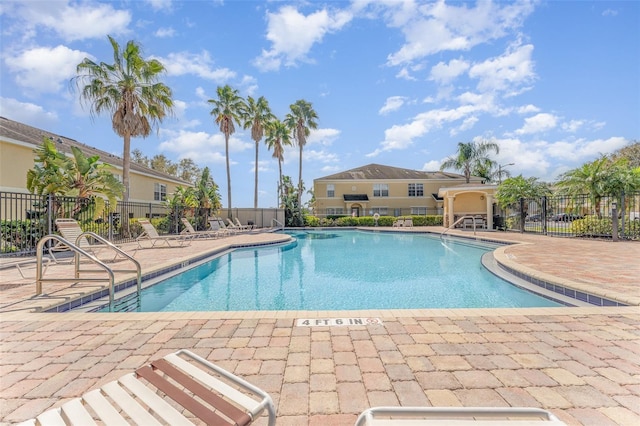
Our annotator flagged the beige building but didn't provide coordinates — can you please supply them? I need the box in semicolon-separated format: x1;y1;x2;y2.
0;116;191;204
313;163;485;217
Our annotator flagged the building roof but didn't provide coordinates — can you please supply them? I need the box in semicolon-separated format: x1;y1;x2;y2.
0;116;191;186
315;163;471;181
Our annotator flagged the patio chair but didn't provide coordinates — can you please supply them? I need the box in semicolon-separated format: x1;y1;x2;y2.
227;218;250;232
181;217;224;239
209;217;233;236
355;407;566;425
392;218;405;227
235;217;254;231
54;218;133;262
462;217;475;229
17;349;276;426
403;218;414;227
474;216;486;229
136;219;192;249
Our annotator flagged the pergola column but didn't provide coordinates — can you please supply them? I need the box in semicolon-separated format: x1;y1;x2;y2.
485;193;494;230
447;196;455;227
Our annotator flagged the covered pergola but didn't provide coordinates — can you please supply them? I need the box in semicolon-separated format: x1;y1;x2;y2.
438;184;498;230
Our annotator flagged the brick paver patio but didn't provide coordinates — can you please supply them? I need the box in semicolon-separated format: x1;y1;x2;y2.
1;228;639;425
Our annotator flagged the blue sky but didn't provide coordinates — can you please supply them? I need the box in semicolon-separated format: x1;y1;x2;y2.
1;0;639;208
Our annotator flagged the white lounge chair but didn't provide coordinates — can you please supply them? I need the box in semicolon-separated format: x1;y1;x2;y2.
403;218;414;228
392;218;405;227
54;218;133;262
235;218;254;231
181;217;223;239
355;407;566;425
208;217;233;236
227;218;250;232
17;349;276;426
136;219;191;248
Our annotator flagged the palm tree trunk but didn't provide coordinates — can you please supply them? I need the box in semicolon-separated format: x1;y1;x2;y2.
225;133;232;217
298;144;303;224
122;133;131;201
278;159;283;207
254;142;259;209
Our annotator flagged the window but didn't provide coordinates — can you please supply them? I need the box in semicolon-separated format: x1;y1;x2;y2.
371;207;388;215
411;207;427;215
327;184;335;198
326;208;344;215
408;183;424;197
154;183;167;201
373;183;389;197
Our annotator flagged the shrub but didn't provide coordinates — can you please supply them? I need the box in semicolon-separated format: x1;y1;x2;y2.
570;216;612;237
304;215;320;227
0;219;47;253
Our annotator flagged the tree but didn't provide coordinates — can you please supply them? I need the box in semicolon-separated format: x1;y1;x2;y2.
177;158;201;184
131;149;149;167
555;155;613;217
241;96;275;209
285;100;318;223
612;140;640;168
149;154;177;176
208;85;244;215
440;140;500;183
27;137;124;219
495;175;551;210
191;167;222;230
265;118;293;207
73;35;173;202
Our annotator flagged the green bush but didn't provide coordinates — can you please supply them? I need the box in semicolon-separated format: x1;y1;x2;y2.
304;215;320;227
570;216;611;237
0;219;47;253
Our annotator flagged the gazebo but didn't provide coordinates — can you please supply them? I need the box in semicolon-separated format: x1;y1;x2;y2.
438;184;498;230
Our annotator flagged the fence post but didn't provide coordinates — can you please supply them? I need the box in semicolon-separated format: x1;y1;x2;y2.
612;201;619;242
542;196;548;236
519;197;525;233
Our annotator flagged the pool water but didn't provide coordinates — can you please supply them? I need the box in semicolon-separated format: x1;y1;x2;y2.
130;230;560;312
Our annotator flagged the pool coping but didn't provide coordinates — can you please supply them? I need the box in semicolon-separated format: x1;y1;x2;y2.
37;228;634;313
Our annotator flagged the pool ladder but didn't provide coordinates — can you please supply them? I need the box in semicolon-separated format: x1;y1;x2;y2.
36;233;141;312
440;215;483;240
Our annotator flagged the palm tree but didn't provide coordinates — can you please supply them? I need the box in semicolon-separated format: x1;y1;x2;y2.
241;96;275;208
27;137;124;219
265;118;293;207
191;167;222;230
73;35;173;202
208;85;244;215
285;100;318;223
440;141;500;183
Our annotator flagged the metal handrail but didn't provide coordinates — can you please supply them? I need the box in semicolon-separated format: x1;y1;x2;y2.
440;215;484;240
271;218;284;230
36;234;141;312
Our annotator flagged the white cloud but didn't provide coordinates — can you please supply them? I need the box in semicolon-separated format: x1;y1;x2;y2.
562;119;584;133
0;97;58;127
421;160;441;171
304;149;340;164
517;104;540;114
379;96;407;115
386;0;535;65
5;45;90;93
546;137;629;161
254;5;353;71
429;58;470;84
8;1;130;42
145;0;173;12
469;43;536;95
155;27;176;38
308;128;341;146
157;51;236;82
515;113;558;135
158;129;252;165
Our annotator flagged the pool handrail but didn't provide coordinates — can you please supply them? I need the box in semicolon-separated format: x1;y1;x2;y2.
440;215;484;240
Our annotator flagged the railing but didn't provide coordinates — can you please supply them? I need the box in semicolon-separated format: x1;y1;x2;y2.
440;215;485;240
35;234;141;312
271;218;285;231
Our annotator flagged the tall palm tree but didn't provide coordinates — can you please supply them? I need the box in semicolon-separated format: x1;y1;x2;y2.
440;141;500;183
241;96;275;208
556;155;613;218
265;118;293;207
73;35;173;202
208;85;244;215
285;100;318;221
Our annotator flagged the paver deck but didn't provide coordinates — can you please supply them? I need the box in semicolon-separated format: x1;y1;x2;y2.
1;228;639;425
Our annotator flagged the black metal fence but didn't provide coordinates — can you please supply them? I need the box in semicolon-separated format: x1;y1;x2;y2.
501;192;640;240
0;192;285;257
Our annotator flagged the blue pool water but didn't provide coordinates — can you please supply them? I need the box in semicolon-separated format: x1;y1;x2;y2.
128;230;560;312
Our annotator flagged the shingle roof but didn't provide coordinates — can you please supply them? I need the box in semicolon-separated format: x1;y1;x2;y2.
316;163;468;181
0;116;190;185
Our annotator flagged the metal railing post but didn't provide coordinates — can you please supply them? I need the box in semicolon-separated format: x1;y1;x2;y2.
612;201;619;242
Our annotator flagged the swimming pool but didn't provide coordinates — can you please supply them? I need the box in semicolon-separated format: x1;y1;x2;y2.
124;230;561;312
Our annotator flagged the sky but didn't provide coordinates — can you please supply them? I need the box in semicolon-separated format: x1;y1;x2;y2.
1;0;639;208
